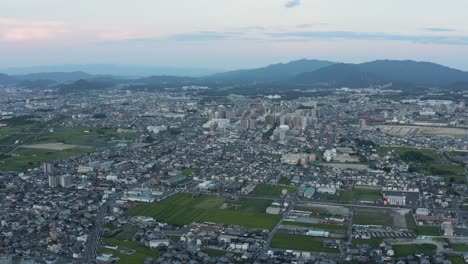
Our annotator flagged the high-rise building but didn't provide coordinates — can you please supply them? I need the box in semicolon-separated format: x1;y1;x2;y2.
249;119;256;130
48;175;60;188
359;119;366;130
280;115;286;126
240;119;249;129
43;162;53;175
59;174;73;188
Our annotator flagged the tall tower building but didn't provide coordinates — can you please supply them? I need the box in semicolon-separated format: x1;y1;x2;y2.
359;119;366;130
59;174;73;188
43;162;53;175
48;175;60;188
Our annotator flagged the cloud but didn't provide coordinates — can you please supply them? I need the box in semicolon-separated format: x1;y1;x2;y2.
425;27;456;32
170;32;236;41
285;0;301;8
0;17;67;42
267;30;468;45
99;28;468;47
297;23;328;28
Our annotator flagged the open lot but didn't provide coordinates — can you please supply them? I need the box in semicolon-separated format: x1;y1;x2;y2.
295;203;351;218
451;244;468;252
270;234;339;253
282;221;348;234
98;230;159;264
378;146;466;183
22;143;78;151
376;125;466;139
450;256;465;264
126;193;281;230
253;184;296;197
340;189;382;203
0;147;94;172
392;243;437;257
415;226;440;236
320;163;371;171
353;208;409;228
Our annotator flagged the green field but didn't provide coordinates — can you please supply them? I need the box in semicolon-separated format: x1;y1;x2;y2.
353;208;392;226
339;189;382;202
0;124;35;142
182;168;195;176
450;256;465;264
224;145;237;152
270;234;339;253
98;237;159;264
0;147;94;171
126;193;281;230
0;124;39;151
405;212;417;230
415;226;440;236
253;184;296;196
392;244;437;257
378;146;466;183
452;244;468;251
36;126;136;146
282;221;348;233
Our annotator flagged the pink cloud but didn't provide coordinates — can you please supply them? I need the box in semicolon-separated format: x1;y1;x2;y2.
0;17;68;42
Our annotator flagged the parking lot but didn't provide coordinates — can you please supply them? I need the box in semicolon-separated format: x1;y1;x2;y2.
353;227;416;239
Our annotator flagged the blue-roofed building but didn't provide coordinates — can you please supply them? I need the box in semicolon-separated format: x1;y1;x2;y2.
291;175;301;185
303;187;315;198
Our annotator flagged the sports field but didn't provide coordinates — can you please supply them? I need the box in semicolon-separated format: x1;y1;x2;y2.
270;234;339;253
126;193;281;230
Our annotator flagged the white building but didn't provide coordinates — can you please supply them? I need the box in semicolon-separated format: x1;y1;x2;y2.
147;125;167;134
59;174;73;188
317;187;336;195
149;239;170;248
415;208;429;216
48;175;60;188
383;193;405;206
266;206;281;215
441;222;454;236
323;149;337;162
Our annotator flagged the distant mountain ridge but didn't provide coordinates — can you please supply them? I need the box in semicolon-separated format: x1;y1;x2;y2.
208;59;335;82
291;60;468;88
1;59;468;89
14;71;93;82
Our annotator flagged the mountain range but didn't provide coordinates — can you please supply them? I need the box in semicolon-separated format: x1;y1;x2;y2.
1;59;468;89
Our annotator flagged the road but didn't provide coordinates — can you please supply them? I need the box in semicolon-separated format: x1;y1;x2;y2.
81;195;118;264
254;201;295;261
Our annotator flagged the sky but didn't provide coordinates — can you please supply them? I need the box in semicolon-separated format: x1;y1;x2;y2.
1;0;468;71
